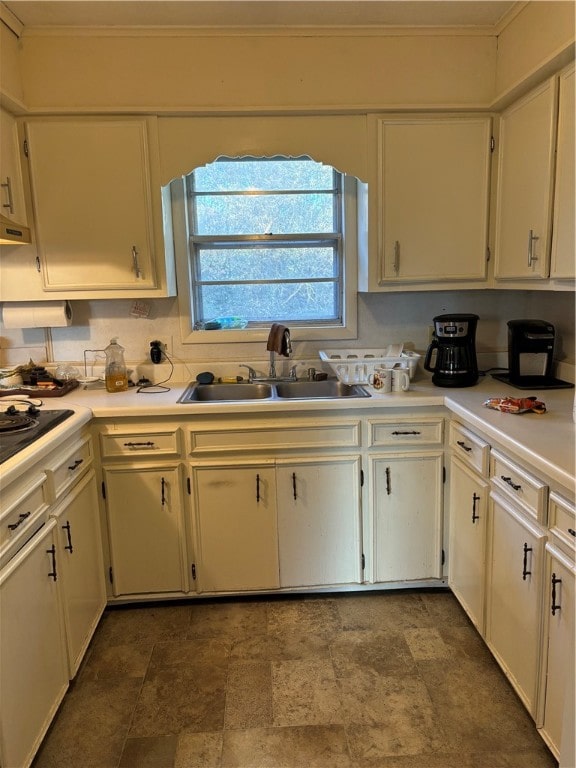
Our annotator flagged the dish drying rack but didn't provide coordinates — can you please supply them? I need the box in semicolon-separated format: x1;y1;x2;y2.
319;348;421;384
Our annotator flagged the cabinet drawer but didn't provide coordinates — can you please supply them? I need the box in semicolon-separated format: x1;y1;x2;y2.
100;429;181;459
0;475;48;555
188;419;360;455
46;435;93;501
449;421;490;476
490;450;548;523
549;492;575;554
368;418;443;447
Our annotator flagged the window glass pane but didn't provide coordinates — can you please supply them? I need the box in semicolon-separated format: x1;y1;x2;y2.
197;247;338;282
200;282;339;323
194;158;334;192
195;192;335;235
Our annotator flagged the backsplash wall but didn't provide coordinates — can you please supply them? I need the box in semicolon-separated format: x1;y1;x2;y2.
1;289;574;378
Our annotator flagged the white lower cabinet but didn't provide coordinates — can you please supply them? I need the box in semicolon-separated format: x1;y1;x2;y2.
52;469;106;677
103;464;189;596
0;521;69;768
276;456;362;588
538;541;575;762
371;452;443;582
448;456;489;633
486;491;547;716
191;463;279;593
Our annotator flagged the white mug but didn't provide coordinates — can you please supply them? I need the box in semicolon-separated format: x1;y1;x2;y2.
368;368;392;392
391;368;410;392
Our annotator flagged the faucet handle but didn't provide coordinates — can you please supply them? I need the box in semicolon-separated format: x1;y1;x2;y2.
240;364;257;382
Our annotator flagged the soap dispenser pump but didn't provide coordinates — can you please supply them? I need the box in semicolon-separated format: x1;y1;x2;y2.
104;338;128;393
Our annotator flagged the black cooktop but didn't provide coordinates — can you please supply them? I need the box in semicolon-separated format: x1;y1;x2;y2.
0;408;75;464
491;373;574;390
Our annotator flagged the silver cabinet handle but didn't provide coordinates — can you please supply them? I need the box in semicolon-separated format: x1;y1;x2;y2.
1;177;14;214
527;229;539;267
393;240;400;273
132;245;143;278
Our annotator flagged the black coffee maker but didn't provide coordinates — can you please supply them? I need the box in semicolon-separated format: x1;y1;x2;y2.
424;314;479;387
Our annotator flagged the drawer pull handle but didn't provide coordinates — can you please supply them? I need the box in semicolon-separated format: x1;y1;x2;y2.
256;473;261;503
292;472;297;500
392;430;421;436
385;466;391;495
161;477;166;506
67;458;84;471
47;544;57;581
124;441;155;448
472;493;481;523
62;521;74;552
522;542;532;581
501;475;521;491
551;573;562;615
7;511;31;531
568;528;576;537
457;440;472;453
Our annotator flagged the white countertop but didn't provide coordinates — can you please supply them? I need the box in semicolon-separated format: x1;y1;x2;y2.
1;375;574;496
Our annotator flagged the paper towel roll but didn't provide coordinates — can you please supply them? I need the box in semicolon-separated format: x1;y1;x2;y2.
1;301;72;328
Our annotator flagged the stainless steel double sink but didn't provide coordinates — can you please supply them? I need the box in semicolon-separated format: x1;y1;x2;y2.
178;379;371;403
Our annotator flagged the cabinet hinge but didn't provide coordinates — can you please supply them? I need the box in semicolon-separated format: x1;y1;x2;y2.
187;477;191;495
361;553;365;570
490;135;495;153
191;563;197;580
441;549;445;566
23;138;29;158
360;469;364;487
442;466;446;484
108;566;113;584
101;481;106;499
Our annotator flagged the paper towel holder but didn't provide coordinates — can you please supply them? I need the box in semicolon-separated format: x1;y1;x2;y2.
1;300;73;328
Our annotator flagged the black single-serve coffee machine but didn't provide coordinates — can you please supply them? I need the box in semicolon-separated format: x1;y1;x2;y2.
491;319;574;389
424;314;479;387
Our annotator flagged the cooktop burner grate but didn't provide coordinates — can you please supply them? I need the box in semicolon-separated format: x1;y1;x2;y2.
0;414;39;434
0;409;75;464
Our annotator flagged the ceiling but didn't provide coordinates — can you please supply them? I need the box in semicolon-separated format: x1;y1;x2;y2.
2;1;521;30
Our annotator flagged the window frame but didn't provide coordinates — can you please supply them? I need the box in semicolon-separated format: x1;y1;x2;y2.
170;158;359;345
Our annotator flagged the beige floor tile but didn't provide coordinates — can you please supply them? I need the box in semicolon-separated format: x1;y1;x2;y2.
224;660;273;729
129;664;227;737
403;627;451;660
272;659;345;726
32;679;141;768
149;637;232;669
175;731;223;768
79;641;153;681
346;719;444;761
231;630;331;662
267;597;342;638
330;629;413;677
335;591;432;631
92;604;192;647
221;725;353;767
119;735;178;767
188;601;268;639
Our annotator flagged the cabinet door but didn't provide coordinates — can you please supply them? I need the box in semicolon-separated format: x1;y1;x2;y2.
276;456;362;588
26;118;159;291
448;457;489;633
191;463;279;593
485;492;546;715
539;545;575;760
104;465;188;596
53;470;106;677
371;452;443;582
550;64;575;279
0;522;68;768
494;78;557;279
0;107;28;226
378;117;491;282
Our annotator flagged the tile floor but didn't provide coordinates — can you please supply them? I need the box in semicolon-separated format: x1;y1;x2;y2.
32;590;558;768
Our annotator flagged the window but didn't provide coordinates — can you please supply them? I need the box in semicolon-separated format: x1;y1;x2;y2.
177;156;358;339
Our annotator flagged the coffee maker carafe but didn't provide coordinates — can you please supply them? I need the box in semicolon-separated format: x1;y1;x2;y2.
424;314;479;387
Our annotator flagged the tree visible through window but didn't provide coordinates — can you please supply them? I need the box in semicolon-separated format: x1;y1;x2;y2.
186;156;344;328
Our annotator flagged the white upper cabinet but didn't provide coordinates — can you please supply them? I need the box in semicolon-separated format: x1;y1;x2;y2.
550;63;575;280
360;115;492;290
494;77;557;280
0;107;28;227
24;117;175;297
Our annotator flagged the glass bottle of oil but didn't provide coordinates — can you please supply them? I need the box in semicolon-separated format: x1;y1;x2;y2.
104;338;128;392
